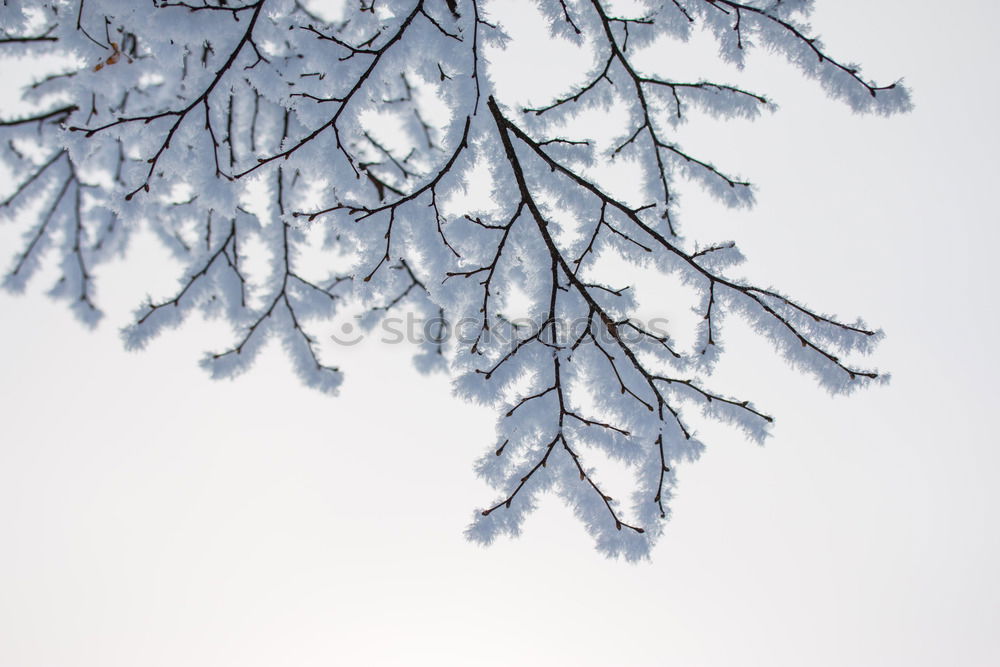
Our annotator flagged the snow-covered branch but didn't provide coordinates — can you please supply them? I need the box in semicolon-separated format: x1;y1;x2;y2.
0;0;909;558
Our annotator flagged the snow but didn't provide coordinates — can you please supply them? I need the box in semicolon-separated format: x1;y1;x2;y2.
0;0;910;558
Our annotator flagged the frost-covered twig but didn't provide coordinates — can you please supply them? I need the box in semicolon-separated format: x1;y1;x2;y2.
0;0;908;558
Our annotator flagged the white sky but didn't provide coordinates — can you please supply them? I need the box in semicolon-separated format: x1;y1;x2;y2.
1;1;998;665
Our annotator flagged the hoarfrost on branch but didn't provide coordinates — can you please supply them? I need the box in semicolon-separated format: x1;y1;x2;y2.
0;0;909;559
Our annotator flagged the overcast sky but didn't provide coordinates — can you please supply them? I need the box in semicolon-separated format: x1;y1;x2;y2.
1;1;998;665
